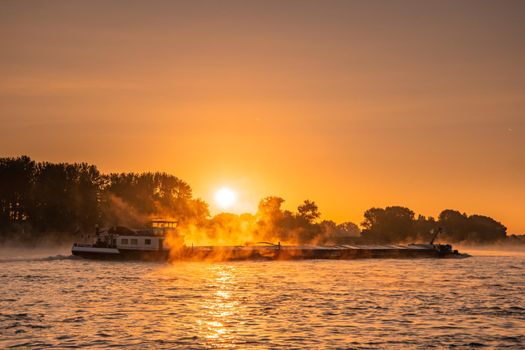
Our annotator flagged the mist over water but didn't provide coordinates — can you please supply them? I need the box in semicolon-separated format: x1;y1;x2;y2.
1;249;524;349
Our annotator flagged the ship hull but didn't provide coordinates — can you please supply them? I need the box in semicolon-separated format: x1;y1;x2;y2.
72;244;468;261
174;245;468;261
72;246;169;261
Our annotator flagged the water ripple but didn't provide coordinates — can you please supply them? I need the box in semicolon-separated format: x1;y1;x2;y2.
0;255;524;348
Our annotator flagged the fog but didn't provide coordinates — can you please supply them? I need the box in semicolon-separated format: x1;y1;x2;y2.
0;244;73;261
456;243;525;257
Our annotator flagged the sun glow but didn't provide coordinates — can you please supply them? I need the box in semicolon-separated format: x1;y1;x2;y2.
214;187;237;210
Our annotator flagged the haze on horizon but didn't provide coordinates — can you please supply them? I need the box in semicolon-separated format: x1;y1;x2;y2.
1;1;524;232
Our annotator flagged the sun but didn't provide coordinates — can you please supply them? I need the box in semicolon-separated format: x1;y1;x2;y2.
214;187;237;210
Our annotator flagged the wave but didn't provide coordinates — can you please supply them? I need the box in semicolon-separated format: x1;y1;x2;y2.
0;254;79;263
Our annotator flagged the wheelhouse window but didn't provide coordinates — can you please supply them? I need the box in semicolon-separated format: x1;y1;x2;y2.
121;238;128;244
130;238;138;245
145;239;151;245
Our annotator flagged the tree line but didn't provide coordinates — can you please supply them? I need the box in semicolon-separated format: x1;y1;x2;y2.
360;206;507;243
0;156;207;242
0;156;508;244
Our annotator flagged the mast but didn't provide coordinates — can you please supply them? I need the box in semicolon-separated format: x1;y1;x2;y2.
429;227;442;245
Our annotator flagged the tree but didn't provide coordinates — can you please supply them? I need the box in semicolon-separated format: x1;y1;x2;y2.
438;210;469;242
438;209;507;242
297;200;320;223
414;215;438;242
467;215;506;242
336;222;360;237
0;156;35;227
254;196;286;242
257;196;285;220
102;172;202;226
361;206;415;243
316;220;361;244
28;162;103;232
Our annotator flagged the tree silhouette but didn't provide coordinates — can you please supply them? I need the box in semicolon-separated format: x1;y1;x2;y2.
297;200;320;223
361;206;415;243
438;210;506;242
0;156;510;245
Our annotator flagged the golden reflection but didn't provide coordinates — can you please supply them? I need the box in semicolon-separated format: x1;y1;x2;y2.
153;262;254;346
199;265;240;342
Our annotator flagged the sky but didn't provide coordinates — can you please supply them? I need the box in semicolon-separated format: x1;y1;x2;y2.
1;0;524;232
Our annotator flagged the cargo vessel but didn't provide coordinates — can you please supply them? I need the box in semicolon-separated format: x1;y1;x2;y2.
72;223;468;261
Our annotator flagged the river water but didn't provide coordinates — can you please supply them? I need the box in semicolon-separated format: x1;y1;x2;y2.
1;248;524;349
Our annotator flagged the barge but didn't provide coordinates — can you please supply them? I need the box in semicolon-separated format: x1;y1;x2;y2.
72;223;468;261
174;242;467;261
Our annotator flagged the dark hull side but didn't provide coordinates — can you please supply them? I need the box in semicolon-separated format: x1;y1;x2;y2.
72;249;170;261
72;246;468;262
277;248;449;260
174;246;468;261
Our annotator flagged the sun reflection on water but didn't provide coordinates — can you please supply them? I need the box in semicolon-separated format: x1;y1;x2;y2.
199;265;241;342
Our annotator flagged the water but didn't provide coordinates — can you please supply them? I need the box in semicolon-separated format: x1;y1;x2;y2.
1;249;524;349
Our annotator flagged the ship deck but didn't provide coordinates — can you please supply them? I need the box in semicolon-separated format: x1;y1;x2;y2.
175;244;463;260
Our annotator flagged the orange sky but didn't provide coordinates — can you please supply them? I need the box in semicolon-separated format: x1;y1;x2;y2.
1;1;524;232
